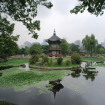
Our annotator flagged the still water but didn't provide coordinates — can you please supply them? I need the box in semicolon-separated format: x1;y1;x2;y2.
0;63;105;105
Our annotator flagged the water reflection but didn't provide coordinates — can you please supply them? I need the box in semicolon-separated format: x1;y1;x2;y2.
0;62;105;105
48;79;64;98
0;87;89;105
0;73;2;77
71;70;81;78
82;69;98;81
0;66;13;70
0;100;16;105
20;63;30;71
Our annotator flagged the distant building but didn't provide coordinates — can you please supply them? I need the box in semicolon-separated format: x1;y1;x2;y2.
74;40;82;47
101;40;105;48
46;30;62;57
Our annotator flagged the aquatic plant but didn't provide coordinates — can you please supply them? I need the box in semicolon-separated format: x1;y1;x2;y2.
0;68;70;90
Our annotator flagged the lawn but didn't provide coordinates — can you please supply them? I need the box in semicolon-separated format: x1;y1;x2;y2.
31;57;79;67
82;57;105;62
0;58;29;67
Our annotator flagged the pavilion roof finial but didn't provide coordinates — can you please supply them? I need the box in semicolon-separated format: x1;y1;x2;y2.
53;29;56;36
54;29;55;32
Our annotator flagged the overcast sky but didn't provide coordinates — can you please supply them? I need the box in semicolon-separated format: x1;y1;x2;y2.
13;0;105;46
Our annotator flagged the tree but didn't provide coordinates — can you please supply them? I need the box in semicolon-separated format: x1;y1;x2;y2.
30;43;42;55
98;48;105;54
0;0;53;39
0;16;19;61
60;39;69;56
71;0;105;16
41;44;49;54
96;44;105;54
82;34;98;56
18;48;25;55
70;43;80;53
17;46;30;55
24;46;30;55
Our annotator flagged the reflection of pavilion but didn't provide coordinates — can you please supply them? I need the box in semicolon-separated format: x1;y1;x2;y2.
49;79;64;98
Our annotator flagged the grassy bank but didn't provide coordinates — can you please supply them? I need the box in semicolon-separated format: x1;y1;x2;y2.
82;57;105;62
0;58;29;67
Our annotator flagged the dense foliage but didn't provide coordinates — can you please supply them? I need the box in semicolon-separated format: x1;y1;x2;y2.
65;60;71;65
82;34;98;56
70;43;80;53
29;55;39;64
96;44;105;54
0;0;53;39
18;46;30;55
42;55;49;63
41;45;49;54
57;57;63;65
60;39;69;56
71;52;81;64
71;0;105;16
30;43;42;55
0;16;19;61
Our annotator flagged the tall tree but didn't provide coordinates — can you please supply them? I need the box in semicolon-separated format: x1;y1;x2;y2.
71;0;105;16
41;44;49;54
82;34;98;56
30;43;42;55
70;43;80;53
0;16;19;61
0;0;53;39
60;39;69;56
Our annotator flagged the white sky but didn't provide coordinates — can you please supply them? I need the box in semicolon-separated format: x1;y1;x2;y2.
13;0;105;46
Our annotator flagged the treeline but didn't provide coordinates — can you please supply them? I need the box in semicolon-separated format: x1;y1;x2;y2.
60;35;105;57
17;34;105;57
17;44;49;56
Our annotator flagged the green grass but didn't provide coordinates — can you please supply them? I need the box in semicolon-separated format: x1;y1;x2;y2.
31;57;79;67
0;58;29;67
47;62;79;67
82;57;105;62
0;67;70;89
96;63;105;67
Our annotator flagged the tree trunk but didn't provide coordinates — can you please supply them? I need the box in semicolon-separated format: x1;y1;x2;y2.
90;49;93;57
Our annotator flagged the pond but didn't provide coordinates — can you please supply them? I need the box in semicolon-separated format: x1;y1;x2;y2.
0;62;105;105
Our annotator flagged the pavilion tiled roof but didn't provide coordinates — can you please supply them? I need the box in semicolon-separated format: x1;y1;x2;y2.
46;30;62;42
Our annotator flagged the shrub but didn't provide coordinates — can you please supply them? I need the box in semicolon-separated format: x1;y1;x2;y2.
49;58;53;64
71;52;81;64
65;60;71;65
29;55;39;64
57;57;63;65
42;55;49;63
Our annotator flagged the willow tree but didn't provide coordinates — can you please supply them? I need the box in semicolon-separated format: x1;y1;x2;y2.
82;34;98;57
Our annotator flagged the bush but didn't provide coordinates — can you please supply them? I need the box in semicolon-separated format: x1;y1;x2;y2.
49;58;53;64
42;55;49;63
71;52;81;64
29;55;39;64
65;60;71;65
57;57;63;65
